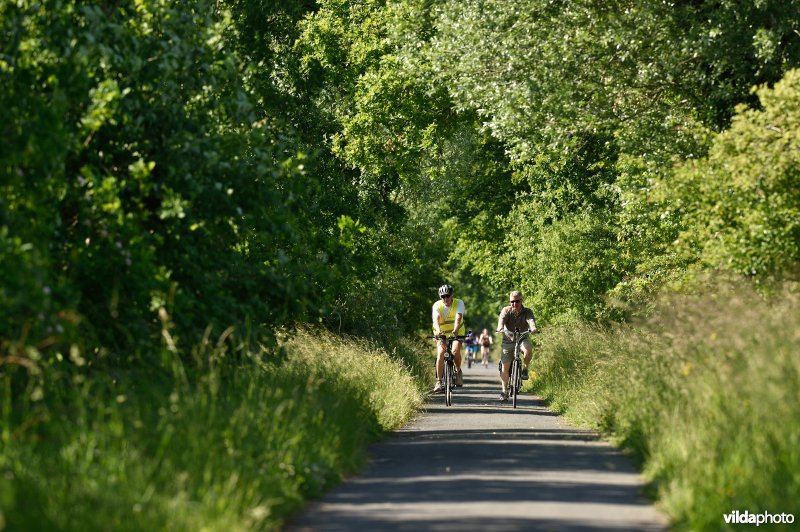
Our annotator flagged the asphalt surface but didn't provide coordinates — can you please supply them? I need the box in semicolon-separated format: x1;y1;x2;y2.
286;363;668;531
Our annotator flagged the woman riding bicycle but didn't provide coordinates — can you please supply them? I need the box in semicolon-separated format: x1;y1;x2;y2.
432;284;466;394
478;328;493;368
495;290;539;401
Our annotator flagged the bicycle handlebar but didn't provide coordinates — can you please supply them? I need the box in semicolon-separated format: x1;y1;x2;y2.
426;334;471;341
496;327;541;336
508;328;540;351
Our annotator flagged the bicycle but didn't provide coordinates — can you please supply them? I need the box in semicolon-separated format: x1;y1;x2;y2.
503;328;536;408
427;334;469;406
466;341;477;368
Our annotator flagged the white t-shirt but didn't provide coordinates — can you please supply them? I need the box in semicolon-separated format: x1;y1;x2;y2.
432;298;465;324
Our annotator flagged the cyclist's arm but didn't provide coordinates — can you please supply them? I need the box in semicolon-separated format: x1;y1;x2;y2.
495;308;506;333
450;299;465;337
527;314;540;334
432;305;443;336
452;313;464;338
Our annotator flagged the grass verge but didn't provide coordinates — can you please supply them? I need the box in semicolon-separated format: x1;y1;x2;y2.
529;281;800;529
0;327;429;531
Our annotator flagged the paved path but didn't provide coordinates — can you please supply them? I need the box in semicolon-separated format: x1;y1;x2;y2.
287;364;668;531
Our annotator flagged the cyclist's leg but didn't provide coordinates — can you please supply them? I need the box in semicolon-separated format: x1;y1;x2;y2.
435;341;446;380
432;341;450;393
452;340;464;386
501;362;511;387
521;339;533;368
452;340;462;369
521;339;533;379
499;343;512;398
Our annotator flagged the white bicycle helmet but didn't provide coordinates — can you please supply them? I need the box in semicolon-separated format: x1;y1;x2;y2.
438;284;454;297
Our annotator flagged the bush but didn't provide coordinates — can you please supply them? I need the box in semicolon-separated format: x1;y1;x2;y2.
531;279;800;529
0;327;428;531
665;69;800;278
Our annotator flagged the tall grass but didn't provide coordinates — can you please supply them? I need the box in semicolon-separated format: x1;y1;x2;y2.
530;281;800;529
0;327;428;531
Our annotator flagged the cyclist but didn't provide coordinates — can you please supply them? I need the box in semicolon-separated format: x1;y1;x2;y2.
469;333;480;365
432;284;466;393
478;328;493;368
464;331;478;366
495;290;540;401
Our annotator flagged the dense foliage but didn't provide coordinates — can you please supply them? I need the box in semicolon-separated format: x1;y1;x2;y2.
0;0;448;365
664;71;800;277
8;0;796;352
295;0;800;321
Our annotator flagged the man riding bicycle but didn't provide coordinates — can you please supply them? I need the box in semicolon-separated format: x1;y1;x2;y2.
495;290;540;401
432;284;466;394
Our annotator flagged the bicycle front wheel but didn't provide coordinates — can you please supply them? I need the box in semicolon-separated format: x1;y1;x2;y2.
511;359;520;408
444;362;453;406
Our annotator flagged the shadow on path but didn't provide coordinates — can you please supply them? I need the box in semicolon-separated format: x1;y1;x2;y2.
286;366;667;531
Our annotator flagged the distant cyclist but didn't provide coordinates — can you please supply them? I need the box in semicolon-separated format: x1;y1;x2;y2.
495;290;540;401
464;331;479;366
432;284;466;393
470;335;480;364
478;328;493;368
